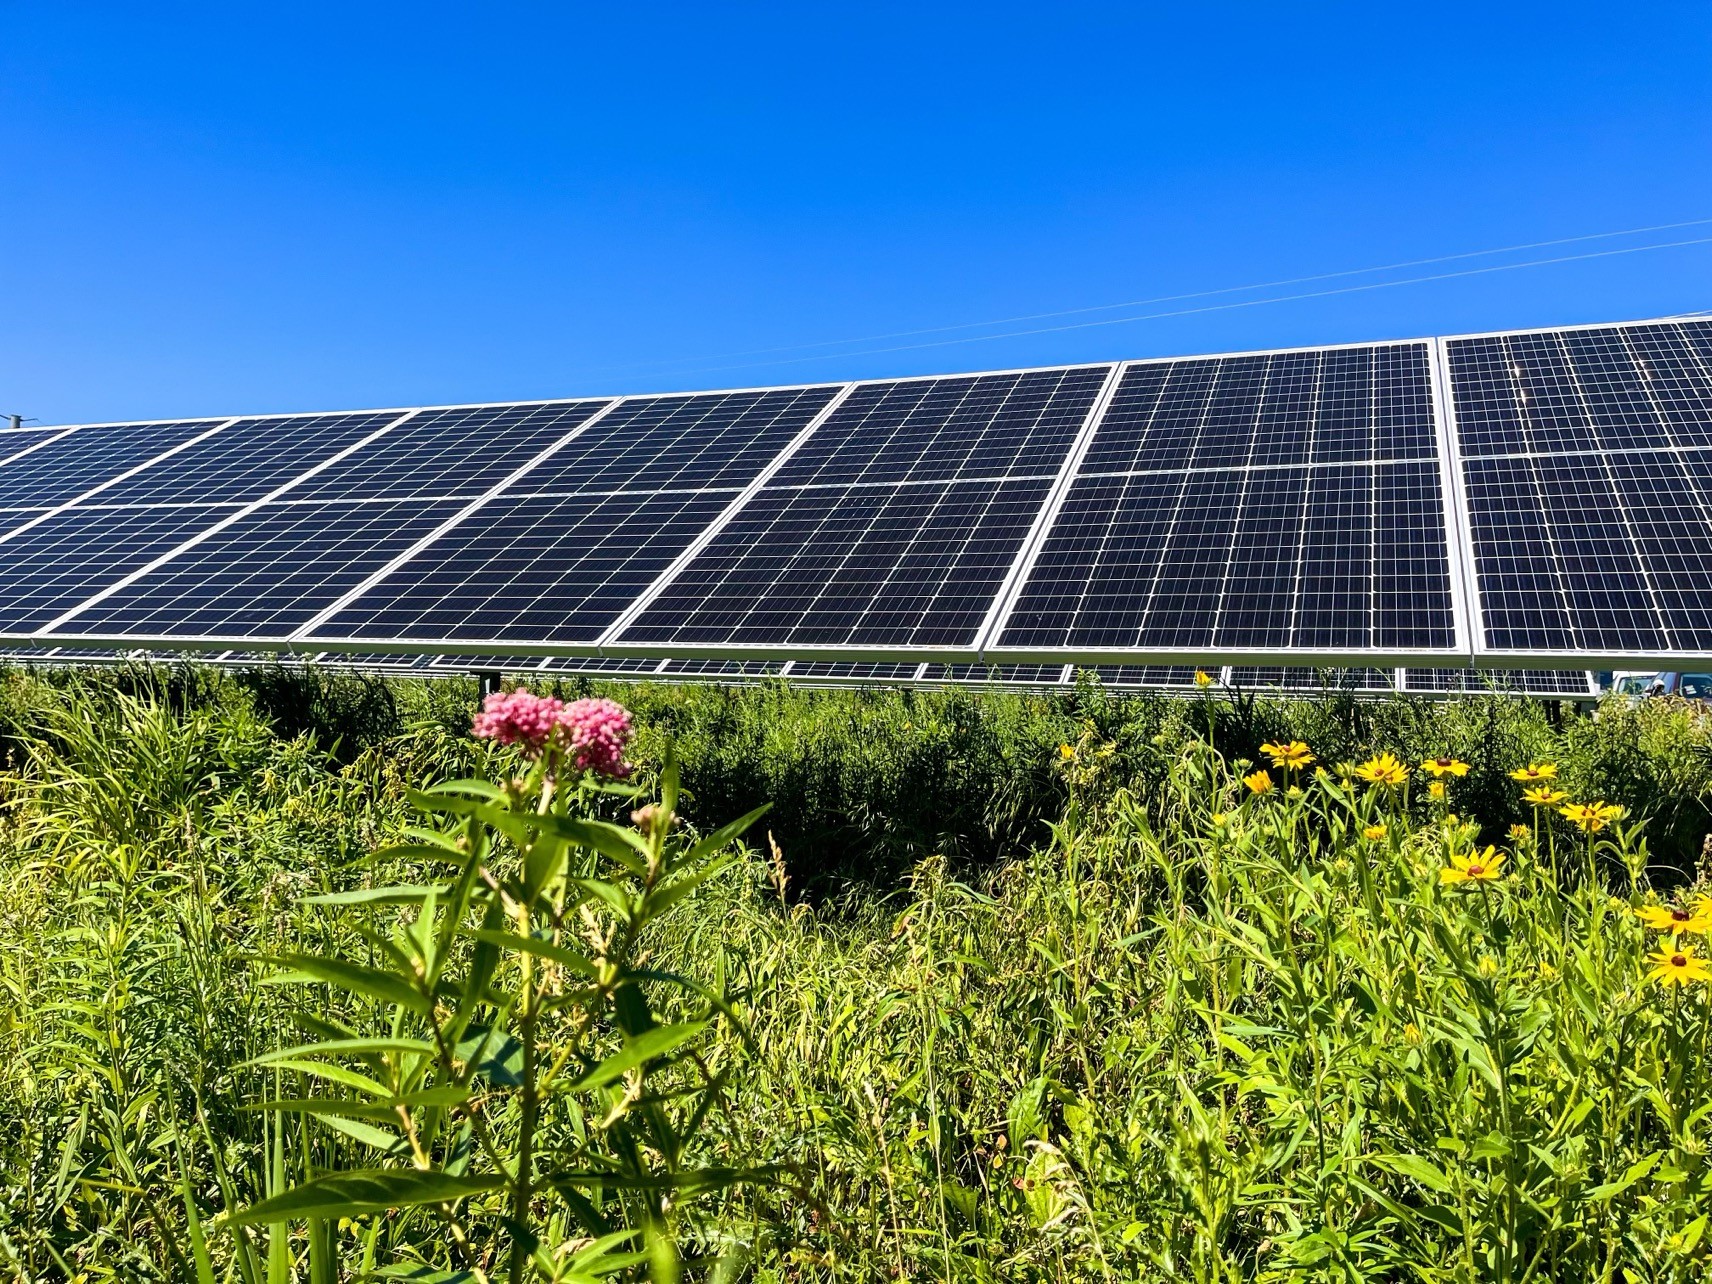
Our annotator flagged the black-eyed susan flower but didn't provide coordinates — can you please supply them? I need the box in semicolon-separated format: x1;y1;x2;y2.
1362;823;1388;841
1422;756;1471;778
1059;743;1074;760
1355;753;1409;786
1194;669;1214;688
1522;785;1569;808
1510;762;1558;783
1428;780;1449;801
1508;823;1530;842
1647;944;1711;988
1243;768;1273;795
1634;904;1712;936
1440;845;1506;886
1260;740;1314;771
1561;801;1623;832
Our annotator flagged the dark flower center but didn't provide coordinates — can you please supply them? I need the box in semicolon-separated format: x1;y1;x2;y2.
1468;865;1485;877
1673;909;1692;922
1673;955;1689;967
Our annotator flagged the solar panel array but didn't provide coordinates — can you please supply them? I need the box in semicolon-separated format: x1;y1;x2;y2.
5;316;1710;684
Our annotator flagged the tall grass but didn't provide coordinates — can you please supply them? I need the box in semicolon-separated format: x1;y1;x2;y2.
3;664;1711;1280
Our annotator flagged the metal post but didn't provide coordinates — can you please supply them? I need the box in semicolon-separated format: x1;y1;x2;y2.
5;415;21;431
477;670;504;697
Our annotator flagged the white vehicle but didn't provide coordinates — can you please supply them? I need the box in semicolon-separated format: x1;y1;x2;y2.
1610;672;1712;700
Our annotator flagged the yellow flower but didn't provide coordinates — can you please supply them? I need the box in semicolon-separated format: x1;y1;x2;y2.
1243;769;1273;795
1634;904;1712;936
1260;740;1314;771
1428;780;1448;801
1210;812;1227;827
1522;785;1569;808
1194;669;1213;688
1510;762;1558;782
1421;756;1471;778
1508;823;1530;842
1647;944;1712;988
1440;845;1506;886
1058;743;1074;760
1561;801;1623;832
1362;823;1388;841
1355;753;1409;786
1402;1021;1424;1046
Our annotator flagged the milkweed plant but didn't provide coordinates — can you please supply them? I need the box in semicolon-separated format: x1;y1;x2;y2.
222;691;772;1283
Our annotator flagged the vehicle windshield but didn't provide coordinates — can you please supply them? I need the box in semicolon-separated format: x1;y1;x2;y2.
1613;674;1662;695
1677;674;1712;700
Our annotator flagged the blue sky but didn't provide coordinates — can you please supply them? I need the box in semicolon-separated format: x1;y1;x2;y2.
4;2;1711;425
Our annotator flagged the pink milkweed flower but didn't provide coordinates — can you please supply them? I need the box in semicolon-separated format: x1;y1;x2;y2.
471;689;634;778
560;697;633;779
472;689;568;756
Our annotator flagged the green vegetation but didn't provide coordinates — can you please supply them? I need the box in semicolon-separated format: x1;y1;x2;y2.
4;664;1712;1281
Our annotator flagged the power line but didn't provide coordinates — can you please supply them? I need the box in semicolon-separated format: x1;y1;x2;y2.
582;215;1712;381
651;233;1712;379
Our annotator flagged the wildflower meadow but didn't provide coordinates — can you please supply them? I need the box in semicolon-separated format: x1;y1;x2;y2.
3;663;1712;1281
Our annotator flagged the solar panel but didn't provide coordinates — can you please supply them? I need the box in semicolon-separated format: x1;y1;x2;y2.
91;412;403;506
1087;664;1210;688
54;499;467;640
993;344;1458;659
1401;668;1599;698
788;661;924;682
615;367;1112;652
0;420;226;522
297;388;842;648
309;491;736;644
1448;319;1712;660
284;400;613;501
921;663;1070;686
1226;666;1394;691
0;505;236;636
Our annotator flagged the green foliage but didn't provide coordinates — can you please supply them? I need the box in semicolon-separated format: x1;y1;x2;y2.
5;665;1712;1281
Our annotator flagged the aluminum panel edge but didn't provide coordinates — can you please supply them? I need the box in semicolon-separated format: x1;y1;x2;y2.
970;362;1124;657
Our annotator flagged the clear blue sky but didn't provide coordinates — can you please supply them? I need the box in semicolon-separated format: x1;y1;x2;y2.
5;2;1712;425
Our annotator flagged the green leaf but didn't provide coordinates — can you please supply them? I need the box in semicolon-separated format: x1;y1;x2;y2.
222;1169;506;1226
546;816;651;876
1370;1153;1456;1194
560;1022;706;1094
684;803;772;863
253;1059;392;1098
1586;1150;1662;1201
303;885;446;907
647;856;736;919
465;929;597;977
260;954;434;1016
243;1037;437;1068
313;1113;404;1152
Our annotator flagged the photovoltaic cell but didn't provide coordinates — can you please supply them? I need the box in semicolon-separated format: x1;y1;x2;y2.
921;663;1069;685
1449;321;1712;656
56;499;466;639
789;662;922;682
0;421;222;512
1001;461;1454;651
507;387;839;495
1088;665;1209;687
310;490;735;644
286;400;613;501
93;411;401;505
1401;669;1597;697
1226;666;1393;691
0;505;230;634
771;368;1109;487
623;477;1055;648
